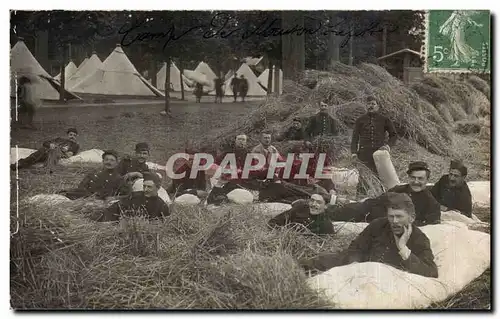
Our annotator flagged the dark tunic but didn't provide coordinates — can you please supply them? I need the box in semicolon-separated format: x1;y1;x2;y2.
305;112;340;138
117;156;150;176
214;78;223;96
42;137;80;155
430;175;472;217
58;169;124;200
239;78;249;97
387;184;441;226
283;126;307;141
351;113;397;154
99;193;170;222
268;200;335;235
15;137;80;169
169;162;207;195
345;217;438;278
328;186;441;226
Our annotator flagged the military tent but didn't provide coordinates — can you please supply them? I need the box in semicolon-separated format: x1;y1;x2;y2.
54;61;77;81
223;63;266;97
156;62;193;91
66;53;103;90
10;39;81;101
71;45;164;97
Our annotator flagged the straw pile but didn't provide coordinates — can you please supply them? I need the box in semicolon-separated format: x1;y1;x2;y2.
11;199;362;309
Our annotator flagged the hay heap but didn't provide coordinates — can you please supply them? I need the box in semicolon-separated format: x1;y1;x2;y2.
206;63;476;157
11;200;360;309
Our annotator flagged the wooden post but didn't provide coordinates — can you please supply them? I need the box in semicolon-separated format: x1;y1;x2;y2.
403;52;410;84
266;59;273;95
164;58;171;114
328;14;341;69
179;61;185;101
281;11;305;80
382;25;388;57
273;66;280;96
348;21;354;66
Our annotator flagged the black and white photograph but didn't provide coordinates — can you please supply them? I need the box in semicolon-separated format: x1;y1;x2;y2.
9;8;492;311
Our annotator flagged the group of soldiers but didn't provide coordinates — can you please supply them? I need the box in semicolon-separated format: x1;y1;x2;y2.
194;73;250;103
12;95;474;277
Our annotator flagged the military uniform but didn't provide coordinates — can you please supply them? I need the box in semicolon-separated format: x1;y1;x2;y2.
13;137;80;170
59;169;124;200
169;162;207;196
98;192;170;222
283;126;307;141
268;200;334;235
431;175;472;217
117;156;150;176
351;112;397;173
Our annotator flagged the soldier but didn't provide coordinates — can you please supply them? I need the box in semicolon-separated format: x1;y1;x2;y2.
239;74;249;102
214;76;224;103
230;74;240;102
431;160;472;217
194;82;204;103
98;172;170;222
305;102;340;167
58;150;123;200
118;142;151;178
16;76;39;129
168;147;208;198
268;194;335;235
351;95;397;194
278;118;307;141
11;128;80;170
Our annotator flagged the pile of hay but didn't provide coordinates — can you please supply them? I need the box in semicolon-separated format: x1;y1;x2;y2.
205;63;459;157
11;200;361;309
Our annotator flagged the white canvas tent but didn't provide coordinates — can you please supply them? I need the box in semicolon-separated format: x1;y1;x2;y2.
71;45;164;97
78;58;89;69
258;66;283;94
223;63;267;97
193;61;218;91
156;62;193;92
10;39;81;101
54;61;77;81
66;53;103;90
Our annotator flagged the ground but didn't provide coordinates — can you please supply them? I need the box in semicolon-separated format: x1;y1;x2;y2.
10;99;491;309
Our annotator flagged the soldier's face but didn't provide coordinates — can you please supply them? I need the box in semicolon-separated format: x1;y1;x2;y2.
387;208;412;236
136;150;149;163
408;170;428;192
235;136;247;148
143;180;158;197
309;195;326;215
448;169;464;187
320;104;328;113
67;132;77;141
292;121;301;129
261;134;272;146
367;100;379;113
103;155;118;170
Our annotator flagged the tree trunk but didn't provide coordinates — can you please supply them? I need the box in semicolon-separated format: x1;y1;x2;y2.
327;14;341;69
266;59;273;95
273;66;280;96
348;21;354;66
164;57;171;114
281;11;305;81
382;25;388;57
179;60;185;101
59;45;67;102
151;60;158;88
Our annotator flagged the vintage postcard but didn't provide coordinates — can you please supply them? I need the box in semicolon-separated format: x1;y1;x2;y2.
9;9;491;310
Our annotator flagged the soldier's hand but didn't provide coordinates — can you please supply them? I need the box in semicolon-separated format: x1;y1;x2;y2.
440;205;448;211
379;145;390;152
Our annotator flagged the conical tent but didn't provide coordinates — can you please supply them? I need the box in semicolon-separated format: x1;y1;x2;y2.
156;62;193;92
10;40;81;101
257;67;283;94
223;63;266;96
77;58;88;70
66;53;103;90
194;61;217;91
54;61;78;81
71;45;164;97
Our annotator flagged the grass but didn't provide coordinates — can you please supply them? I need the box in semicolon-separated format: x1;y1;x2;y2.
11;97;491;309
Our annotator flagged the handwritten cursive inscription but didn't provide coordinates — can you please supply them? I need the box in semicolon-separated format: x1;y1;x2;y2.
118;13;399;51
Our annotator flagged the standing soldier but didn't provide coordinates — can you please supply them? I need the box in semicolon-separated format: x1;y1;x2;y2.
194;82;204;103
16;76;39;129
351;95;397;194
214;75;224;103
230;74;240;102
305;101;340;166
239;74;249;102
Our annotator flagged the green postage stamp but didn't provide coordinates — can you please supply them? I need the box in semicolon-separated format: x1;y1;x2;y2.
425;10;490;73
